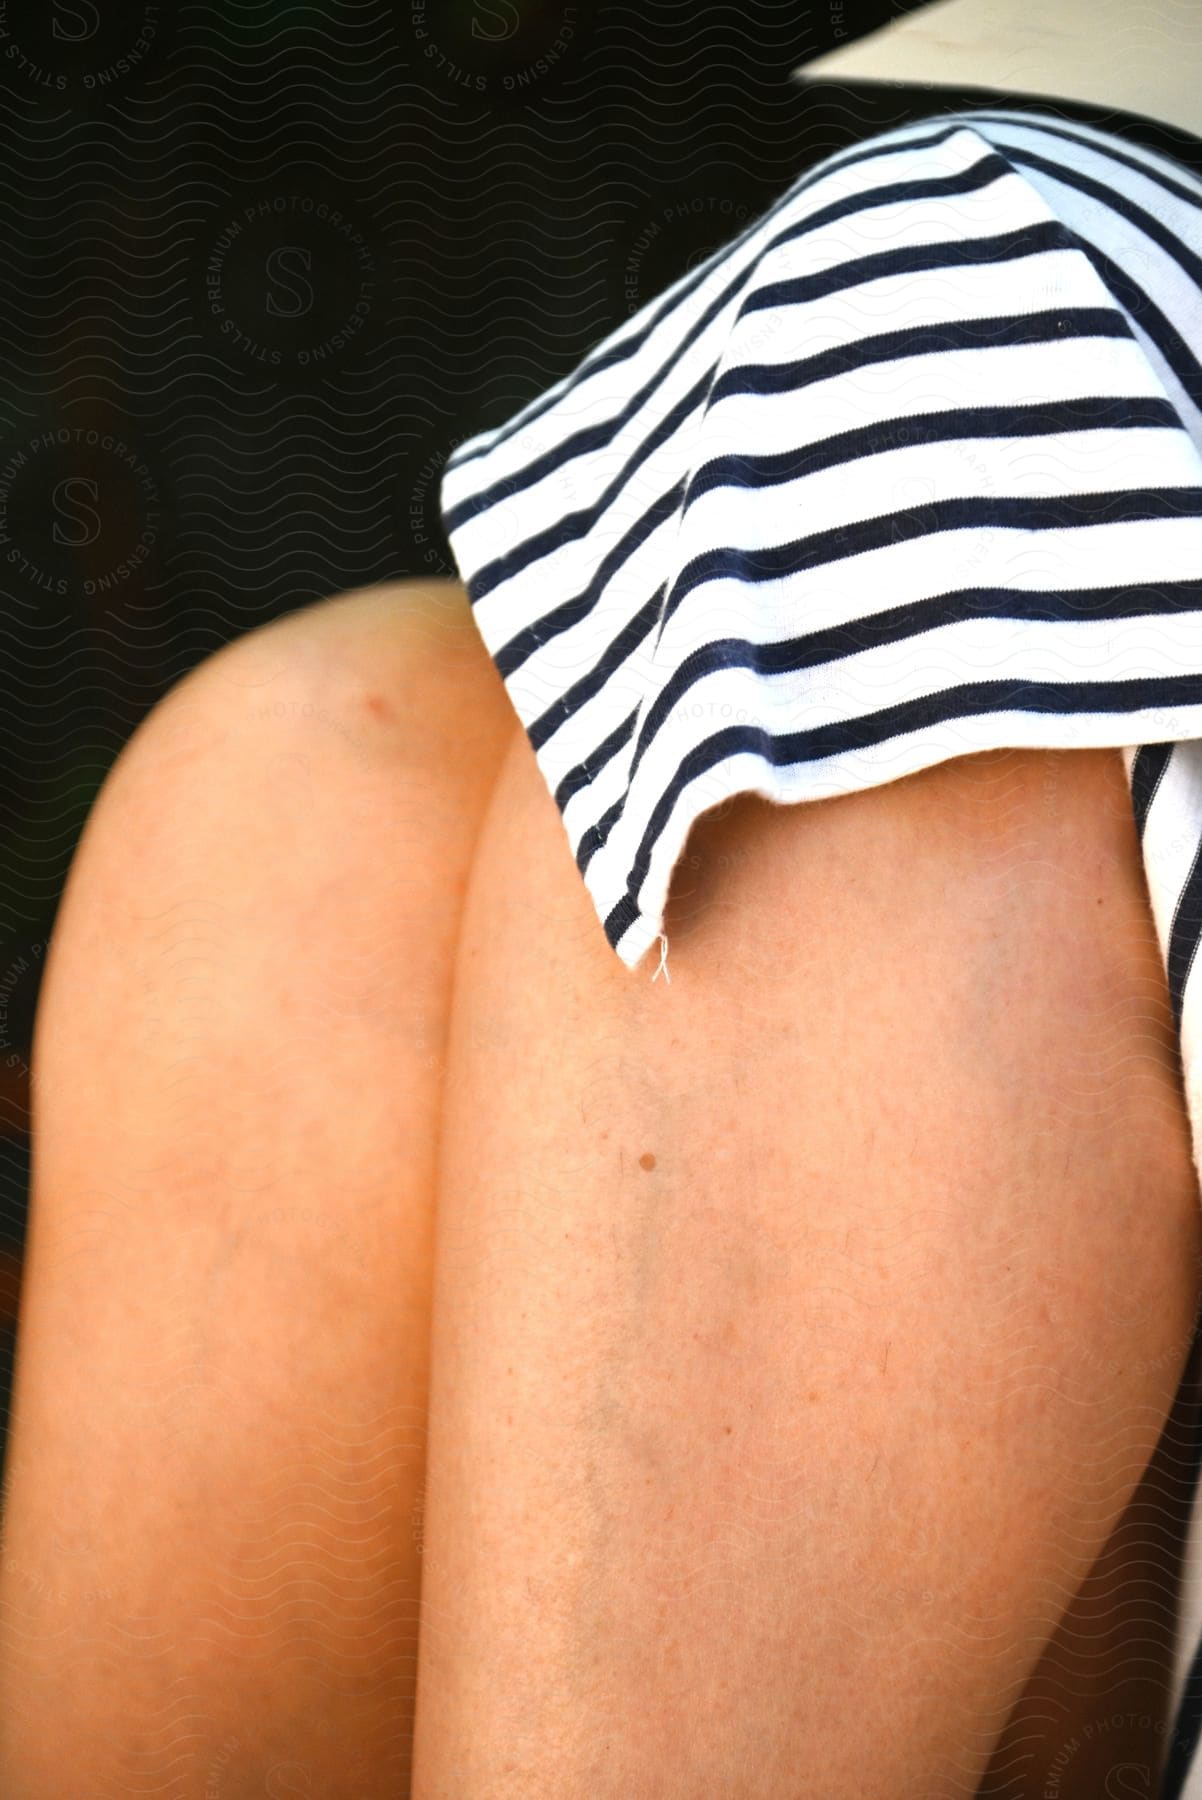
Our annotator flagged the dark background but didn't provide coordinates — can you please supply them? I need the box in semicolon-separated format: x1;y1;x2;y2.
3;0;1202;1488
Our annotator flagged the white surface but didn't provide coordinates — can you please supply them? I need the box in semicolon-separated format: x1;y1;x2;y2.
795;0;1202;141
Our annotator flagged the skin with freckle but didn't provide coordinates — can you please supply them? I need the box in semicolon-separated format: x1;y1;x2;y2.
412;734;1202;1800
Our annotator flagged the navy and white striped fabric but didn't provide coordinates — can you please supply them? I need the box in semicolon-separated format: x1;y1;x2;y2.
440;105;1202;1795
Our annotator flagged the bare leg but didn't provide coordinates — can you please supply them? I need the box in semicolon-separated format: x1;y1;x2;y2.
976;1333;1202;1797
0;581;514;1797
412;736;1202;1799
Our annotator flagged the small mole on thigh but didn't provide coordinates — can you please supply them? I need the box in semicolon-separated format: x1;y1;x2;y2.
364;691;393;723
639;1152;656;1171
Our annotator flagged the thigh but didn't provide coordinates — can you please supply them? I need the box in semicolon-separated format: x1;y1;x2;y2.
413;732;1202;1799
977;1338;1202;1799
0;580;516;1798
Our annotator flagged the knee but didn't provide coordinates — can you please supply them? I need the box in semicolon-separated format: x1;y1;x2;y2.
37;579;511;1049
67;578;502;894
184;574;484;728
118;574;478;773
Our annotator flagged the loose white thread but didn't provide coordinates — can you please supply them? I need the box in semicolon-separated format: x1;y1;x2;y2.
652;930;671;984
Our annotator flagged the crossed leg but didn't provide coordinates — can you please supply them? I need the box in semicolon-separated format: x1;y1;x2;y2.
411;725;1202;1799
0;579;516;1796
2;574;1201;1798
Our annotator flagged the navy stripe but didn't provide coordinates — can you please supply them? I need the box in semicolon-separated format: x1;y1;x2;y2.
1166;836;1202;1037
578;789;626;879
528;586;663;753
992;140;1202;284
984;141;1202;414
524;399;1186;718
708;301;1130;405
491;480;684;680
463;365;705;605
602;671;1202;936
1163;1590;1202;1797
652;485;1202;649
680;396;1182;514
471;297;1136;614
441;118;990;482
443;149;1020;535
1131;743;1174;839
735;213;1073;321
553;704;640;813
1158;1321;1202;1800
628;578;1202;784
962;107;1202;213
1074;237;1202;417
